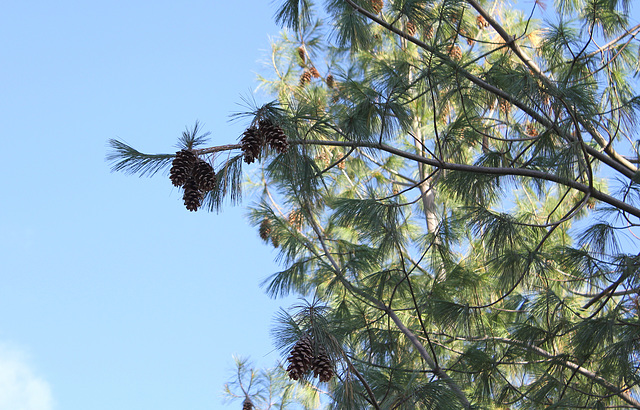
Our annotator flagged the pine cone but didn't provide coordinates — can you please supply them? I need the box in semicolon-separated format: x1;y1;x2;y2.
183;177;203;212
286;336;314;381
406;20;416;36
259;119;290;154
169;149;197;187
371;0;383;14
241;127;264;164
297;46;306;66
288;209;304;231
309;67;320;79
312;348;334;383
424;25;434;40
242;397;254;410
499;98;511;115
448;45;462;60
259;219;272;242
300;70;312;86
193;159;216;191
326;74;335;88
476;14;489;29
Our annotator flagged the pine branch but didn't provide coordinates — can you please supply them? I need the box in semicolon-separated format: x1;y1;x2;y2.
106;139;174;177
465;0;638;175
293;138;640;220
455;335;640;408
341;0;638;180
304;208;472;409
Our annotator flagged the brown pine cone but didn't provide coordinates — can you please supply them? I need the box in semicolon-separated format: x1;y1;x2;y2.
242;397;254;410
259;219;272;242
476;15;489;29
300;70;312;86
169;149;197;187
371;0;383;14
286;336;314;381
297;46;306;66
182;177;203;212
288;209;304;230
192;159;216;191
406;20;416;36
241;127;264;164
448;45;462;60
309;67;320;79
424;25;434;40
326;74;335;88
259;119;290;154
312;348;334;383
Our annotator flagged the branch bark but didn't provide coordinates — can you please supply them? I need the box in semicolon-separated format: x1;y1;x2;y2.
293;138;640;219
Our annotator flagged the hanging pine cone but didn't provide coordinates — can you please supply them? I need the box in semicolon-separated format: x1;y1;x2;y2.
448;45;462;60
312;348;334;383
242;397;254;410
286;336;314;381
406;20;416;36
300;69;312;86
297;46;306;66
182;177;203;212
499;98;511;115
371;0;383;14
259;218;272;242
476;14;489;29
169;149;197;187
241;126;264;164
326;74;335;88
309;67;320;79
259;119;290;154
288;209;304;231
192;159;216;191
424;25;434;40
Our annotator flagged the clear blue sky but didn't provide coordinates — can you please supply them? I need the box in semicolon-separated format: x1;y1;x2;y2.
0;1;294;409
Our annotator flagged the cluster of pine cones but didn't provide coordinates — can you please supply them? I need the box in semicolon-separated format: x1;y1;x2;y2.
286;335;334;383
169;149;216;211
240;119;290;164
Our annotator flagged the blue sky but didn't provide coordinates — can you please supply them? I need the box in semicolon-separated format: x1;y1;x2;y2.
2;2;640;410
0;1;293;409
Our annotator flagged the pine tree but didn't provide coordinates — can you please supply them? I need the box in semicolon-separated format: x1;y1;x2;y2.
108;0;640;408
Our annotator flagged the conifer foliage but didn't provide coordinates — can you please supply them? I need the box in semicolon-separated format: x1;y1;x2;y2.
109;0;640;408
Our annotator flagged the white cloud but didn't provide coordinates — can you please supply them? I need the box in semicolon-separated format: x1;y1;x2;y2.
0;345;53;410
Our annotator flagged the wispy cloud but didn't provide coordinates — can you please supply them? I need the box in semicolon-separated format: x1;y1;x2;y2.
0;344;53;410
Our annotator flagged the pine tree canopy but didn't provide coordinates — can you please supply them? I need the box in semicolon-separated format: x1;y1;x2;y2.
108;0;640;408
